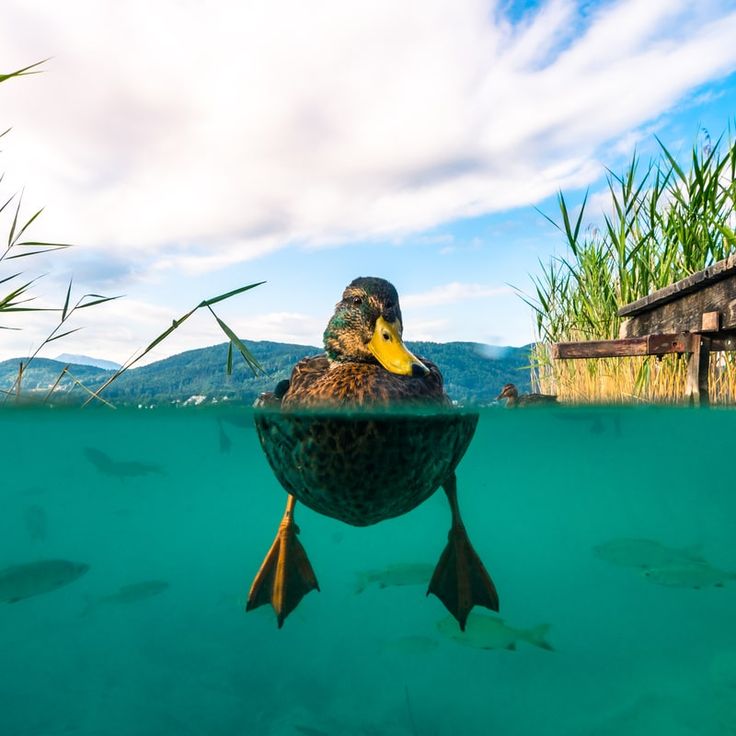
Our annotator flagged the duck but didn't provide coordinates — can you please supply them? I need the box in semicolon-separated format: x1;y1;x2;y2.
248;276;499;629
496;382;557;408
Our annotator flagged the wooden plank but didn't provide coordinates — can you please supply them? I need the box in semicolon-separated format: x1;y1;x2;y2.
552;337;648;359
685;335;710;407
552;331;736;359
619;272;736;337
618;254;736;317
551;334;694;360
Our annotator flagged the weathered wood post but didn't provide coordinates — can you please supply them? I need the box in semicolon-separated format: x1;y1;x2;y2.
684;334;711;406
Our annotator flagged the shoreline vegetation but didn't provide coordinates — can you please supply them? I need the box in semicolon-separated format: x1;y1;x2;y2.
525;128;736;404
0;340;533;408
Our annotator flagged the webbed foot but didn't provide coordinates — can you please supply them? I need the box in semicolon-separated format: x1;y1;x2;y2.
427;473;499;630
246;495;319;627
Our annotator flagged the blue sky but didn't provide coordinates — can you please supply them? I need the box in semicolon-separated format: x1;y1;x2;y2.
1;0;736;364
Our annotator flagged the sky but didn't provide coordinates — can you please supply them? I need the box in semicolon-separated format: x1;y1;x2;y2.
1;0;736;366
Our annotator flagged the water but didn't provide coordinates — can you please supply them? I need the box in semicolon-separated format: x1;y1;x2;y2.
2;405;736;735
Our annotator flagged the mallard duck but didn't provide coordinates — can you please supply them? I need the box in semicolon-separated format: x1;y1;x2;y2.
248;276;498;629
497;383;557;407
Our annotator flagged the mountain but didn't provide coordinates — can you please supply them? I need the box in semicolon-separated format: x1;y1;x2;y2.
54;353;122;370
0;340;533;407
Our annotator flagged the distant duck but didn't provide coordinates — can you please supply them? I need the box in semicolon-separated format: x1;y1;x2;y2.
496;383;557;408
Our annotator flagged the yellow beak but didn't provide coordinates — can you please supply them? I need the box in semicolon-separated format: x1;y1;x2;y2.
368;317;429;376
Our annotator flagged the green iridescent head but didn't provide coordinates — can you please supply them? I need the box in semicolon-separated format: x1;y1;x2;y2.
323;277;428;376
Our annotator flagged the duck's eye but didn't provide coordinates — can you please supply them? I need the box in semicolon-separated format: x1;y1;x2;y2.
352;296;363;306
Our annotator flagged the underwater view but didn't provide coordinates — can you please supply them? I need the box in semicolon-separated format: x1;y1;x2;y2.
3;405;736;736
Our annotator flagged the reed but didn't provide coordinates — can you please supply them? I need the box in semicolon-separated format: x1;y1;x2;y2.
524;129;736;403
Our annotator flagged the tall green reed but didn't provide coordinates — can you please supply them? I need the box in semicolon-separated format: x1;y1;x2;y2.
524;129;736;403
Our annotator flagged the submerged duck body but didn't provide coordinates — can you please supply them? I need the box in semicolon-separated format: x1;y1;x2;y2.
248;277;498;629
255;409;478;526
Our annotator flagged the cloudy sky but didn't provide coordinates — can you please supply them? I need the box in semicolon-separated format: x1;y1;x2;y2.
1;0;736;365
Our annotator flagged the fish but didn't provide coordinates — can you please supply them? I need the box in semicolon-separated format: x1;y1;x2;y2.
82;580;170;615
642;563;736;589
23;504;47;541
593;538;706;570
354;562;435;593
381;635;439;655
437;613;554;651
0;560;89;603
84;447;165;479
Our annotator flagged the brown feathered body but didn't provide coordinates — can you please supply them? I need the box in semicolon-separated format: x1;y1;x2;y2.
280;355;448;409
253;276;476;526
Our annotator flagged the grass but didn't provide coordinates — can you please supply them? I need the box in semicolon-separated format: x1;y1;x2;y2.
522;128;736;404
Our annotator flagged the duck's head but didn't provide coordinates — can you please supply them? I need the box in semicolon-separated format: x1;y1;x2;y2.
323;277;429;377
497;383;518;401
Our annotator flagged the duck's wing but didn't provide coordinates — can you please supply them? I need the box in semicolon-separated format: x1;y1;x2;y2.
409;356;449;404
282;354;331;399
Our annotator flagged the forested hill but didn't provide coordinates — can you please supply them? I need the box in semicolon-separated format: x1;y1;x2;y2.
0;340;533;406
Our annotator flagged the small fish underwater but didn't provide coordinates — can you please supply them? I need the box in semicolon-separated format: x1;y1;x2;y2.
0;560;89;603
593;538;706;569
81;580;170;615
83;447;165;479
354;562;436;593
437;613;554;652
642;563;736;589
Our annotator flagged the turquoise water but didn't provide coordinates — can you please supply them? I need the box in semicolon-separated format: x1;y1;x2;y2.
2;406;736;735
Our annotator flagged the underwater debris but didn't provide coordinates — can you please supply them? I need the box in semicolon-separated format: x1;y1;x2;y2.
23;504;47;541
0;559;89;603
217;418;232;453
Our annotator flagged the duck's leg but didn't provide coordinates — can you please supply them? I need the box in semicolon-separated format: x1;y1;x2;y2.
427;472;499;630
246;494;319;628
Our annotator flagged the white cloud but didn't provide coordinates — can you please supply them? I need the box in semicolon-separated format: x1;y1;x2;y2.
0;0;733;274
229;312;323;347
403;282;512;308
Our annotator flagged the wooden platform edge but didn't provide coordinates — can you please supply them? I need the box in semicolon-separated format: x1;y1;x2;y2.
551;331;736;359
